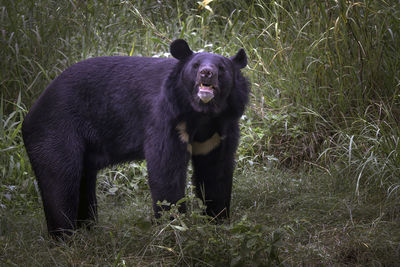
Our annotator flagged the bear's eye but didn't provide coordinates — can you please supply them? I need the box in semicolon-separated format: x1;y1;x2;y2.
193;63;200;69
218;66;225;73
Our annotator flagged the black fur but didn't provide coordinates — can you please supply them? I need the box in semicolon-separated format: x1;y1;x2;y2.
22;39;250;238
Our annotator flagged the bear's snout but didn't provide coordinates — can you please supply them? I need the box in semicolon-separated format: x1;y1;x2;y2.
196;64;219;104
200;67;214;79
198;64;218;84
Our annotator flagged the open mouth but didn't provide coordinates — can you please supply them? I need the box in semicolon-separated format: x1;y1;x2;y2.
198;83;215;103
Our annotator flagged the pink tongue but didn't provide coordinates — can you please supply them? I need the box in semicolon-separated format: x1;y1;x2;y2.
198;86;214;103
200;86;213;93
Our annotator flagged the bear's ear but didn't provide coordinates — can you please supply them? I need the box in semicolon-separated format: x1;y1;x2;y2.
170;39;193;61
230;48;247;69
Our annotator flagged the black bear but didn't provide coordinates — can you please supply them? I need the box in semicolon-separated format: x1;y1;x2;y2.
22;39;250;238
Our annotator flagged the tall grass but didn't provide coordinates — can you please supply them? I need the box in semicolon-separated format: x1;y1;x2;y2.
1;0;399;265
237;0;400;197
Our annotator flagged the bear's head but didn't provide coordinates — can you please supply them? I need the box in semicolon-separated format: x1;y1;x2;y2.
170;39;247;114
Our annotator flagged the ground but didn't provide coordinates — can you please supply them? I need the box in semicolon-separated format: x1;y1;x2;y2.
1;163;399;266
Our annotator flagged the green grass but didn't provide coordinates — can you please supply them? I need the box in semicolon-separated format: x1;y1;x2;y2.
1;0;400;265
2;166;399;265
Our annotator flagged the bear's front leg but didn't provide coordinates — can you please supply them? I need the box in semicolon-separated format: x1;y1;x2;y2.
144;124;191;218
191;122;239;220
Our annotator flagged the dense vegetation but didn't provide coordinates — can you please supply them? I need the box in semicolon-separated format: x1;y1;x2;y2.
1;0;399;265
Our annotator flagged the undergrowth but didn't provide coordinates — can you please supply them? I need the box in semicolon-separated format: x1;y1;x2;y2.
1;0;399;265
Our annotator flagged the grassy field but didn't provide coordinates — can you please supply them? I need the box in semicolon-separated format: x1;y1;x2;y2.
1;0;399;265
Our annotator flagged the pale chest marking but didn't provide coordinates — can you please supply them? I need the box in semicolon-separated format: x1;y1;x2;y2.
192;132;223;155
176;122;192;153
176;122;189;143
176;122;224;155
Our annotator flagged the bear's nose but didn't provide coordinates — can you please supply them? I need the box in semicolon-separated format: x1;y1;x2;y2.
200;68;213;78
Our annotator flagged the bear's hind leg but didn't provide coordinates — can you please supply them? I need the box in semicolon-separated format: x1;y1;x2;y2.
35;158;83;238
77;166;98;228
24;135;84;238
